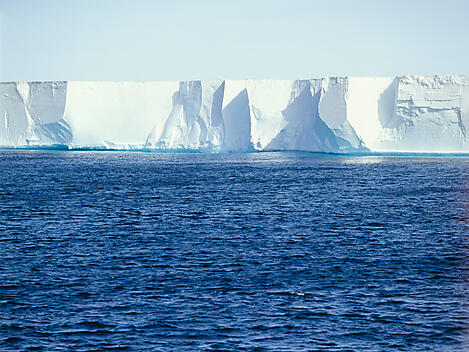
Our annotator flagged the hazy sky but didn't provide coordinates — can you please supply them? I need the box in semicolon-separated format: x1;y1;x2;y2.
0;0;468;81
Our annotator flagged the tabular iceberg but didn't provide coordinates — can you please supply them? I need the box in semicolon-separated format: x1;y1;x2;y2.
0;75;468;153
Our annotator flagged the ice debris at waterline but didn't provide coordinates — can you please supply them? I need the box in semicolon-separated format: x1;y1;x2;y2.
1;76;469;153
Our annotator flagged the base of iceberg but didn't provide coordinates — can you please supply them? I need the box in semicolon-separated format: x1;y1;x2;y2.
1;76;468;153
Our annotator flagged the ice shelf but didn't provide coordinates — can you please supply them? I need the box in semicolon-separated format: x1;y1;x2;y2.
1;76;468;153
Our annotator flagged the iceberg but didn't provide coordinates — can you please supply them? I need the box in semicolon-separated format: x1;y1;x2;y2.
0;75;468;153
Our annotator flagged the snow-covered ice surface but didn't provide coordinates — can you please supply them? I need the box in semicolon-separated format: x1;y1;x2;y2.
1;76;468;153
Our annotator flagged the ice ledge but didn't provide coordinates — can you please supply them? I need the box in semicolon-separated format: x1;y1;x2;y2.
0;76;468;153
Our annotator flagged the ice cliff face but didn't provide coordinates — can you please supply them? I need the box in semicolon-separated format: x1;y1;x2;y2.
1;76;468;152
245;79;339;152
0;81;70;146
146;80;225;149
375;76;469;151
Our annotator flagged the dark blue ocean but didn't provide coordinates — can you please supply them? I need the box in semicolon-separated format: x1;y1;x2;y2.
0;151;468;351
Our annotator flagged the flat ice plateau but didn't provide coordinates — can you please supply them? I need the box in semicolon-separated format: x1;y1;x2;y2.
1;76;469;153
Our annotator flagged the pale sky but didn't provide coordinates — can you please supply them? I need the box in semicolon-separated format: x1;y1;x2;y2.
0;0;468;81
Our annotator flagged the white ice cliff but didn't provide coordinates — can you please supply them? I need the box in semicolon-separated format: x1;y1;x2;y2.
146;80;225;150
0;75;468;152
0;81;70;146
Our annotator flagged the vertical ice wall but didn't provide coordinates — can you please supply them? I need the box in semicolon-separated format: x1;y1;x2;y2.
145;80;225;149
0;81;69;146
221;79;357;152
462;84;469;133
0;83;29;145
64;81;177;148
374;76;469;152
246;79;339;152
222;80;252;151
318;77;364;151
346;77;396;149
1;76;468;152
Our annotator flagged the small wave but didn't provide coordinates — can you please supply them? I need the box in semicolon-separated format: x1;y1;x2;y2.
2;145;469;157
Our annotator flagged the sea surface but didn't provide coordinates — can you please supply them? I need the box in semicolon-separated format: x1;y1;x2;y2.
0;151;468;351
